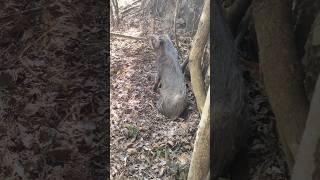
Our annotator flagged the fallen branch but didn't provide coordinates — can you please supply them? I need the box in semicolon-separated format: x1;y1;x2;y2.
110;32;147;41
121;3;140;16
121;8;142;19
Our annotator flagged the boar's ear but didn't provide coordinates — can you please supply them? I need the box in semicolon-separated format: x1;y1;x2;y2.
149;35;160;49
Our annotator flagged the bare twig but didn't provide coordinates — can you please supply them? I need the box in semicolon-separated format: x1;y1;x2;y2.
152;14;156;34
181;57;189;73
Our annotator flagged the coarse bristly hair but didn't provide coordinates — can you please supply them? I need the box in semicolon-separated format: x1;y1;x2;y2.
151;34;187;120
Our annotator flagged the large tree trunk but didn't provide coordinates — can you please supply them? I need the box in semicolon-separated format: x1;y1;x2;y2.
211;0;249;178
188;0;209;113
291;74;320;180
225;0;252;35
252;0;309;170
187;87;210;180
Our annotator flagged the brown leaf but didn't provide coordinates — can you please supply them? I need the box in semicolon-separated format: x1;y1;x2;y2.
127;148;137;155
178;153;189;166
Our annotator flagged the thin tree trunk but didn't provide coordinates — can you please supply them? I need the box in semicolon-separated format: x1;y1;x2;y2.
174;0;182;59
174;0;180;48
187;87;210;180
252;0;309;170
110;2;115;27
111;0;120;26
188;0;209;113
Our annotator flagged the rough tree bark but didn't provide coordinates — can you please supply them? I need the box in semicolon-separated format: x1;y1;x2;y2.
252;0;309;170
188;0;209;113
291;74;320;180
187;87;210;180
211;0;249;178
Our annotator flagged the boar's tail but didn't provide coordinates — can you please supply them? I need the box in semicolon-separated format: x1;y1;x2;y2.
173;93;184;103
171;93;186;117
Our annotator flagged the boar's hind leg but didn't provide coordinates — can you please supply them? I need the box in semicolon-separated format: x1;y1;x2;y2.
156;98;165;115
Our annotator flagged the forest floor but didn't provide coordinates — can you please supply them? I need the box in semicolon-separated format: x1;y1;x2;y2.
110;12;200;180
243;69;289;180
0;1;107;179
